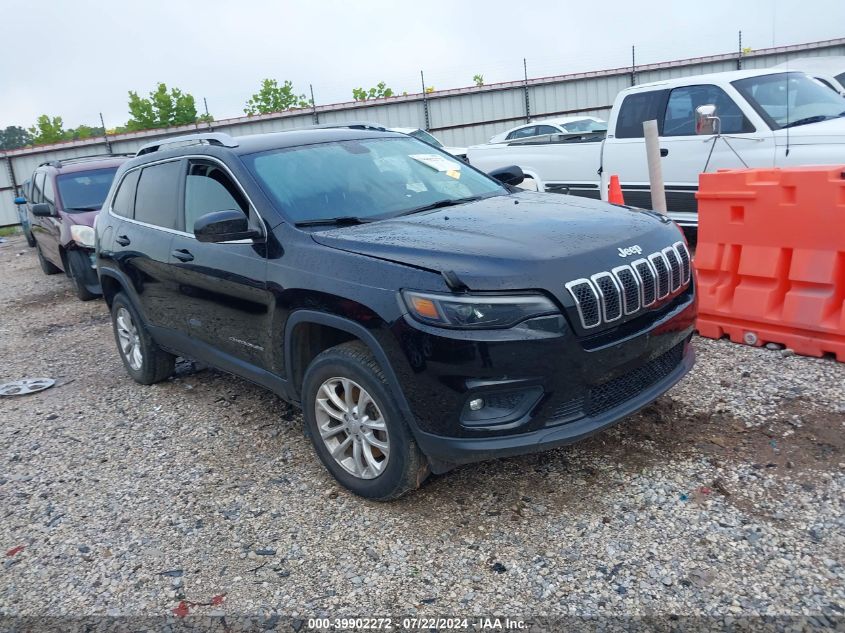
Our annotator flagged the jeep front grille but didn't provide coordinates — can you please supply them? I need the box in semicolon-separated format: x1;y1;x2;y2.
565;242;691;330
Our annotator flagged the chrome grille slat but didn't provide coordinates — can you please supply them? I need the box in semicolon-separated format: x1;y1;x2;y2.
565;244;692;330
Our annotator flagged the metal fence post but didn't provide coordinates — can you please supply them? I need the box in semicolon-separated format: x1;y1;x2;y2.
310;85;319;124
737;31;743;70
99;113;113;154
523;58;530;122
631;45;637;86
420;70;430;131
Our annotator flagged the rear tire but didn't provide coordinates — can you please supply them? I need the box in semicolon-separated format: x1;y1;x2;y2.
302;341;429;500
37;245;61;275
68;250;100;301
110;292;175;385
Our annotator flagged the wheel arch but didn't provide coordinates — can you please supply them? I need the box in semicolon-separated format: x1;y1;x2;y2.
284;310;418;432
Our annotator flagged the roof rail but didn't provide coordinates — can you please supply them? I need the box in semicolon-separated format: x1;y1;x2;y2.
37;153;134;168
307;121;389;132
135;132;239;157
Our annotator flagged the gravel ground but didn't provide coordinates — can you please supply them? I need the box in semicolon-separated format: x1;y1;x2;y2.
0;234;843;625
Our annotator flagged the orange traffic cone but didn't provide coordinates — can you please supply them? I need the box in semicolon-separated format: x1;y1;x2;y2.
608;175;625;205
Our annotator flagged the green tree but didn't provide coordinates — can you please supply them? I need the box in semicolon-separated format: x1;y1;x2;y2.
473;74;484;87
126;83;201;131
28;115;67;145
68;124;104;140
244;79;310;115
0;125;33;150
352;81;394;101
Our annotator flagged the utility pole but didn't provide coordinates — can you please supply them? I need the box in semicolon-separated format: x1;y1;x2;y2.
737;30;743;70
420;70;430;131
203;98;213;130
523;58;530;122
310;84;319;124
99;112;112;154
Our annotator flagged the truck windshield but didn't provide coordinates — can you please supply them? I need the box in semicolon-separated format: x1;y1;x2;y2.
56;168;118;212
244;137;506;225
733;72;845;129
562;119;607;133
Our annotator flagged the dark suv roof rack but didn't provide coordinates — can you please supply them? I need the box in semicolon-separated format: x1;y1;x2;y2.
38;153;134;169
307;121;389;132
135;132;239;156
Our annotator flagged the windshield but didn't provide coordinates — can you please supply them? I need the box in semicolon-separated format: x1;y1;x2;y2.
561;119;607;133
408;129;444;148
733;72;845;129
836;71;845;87
243;137;506;224
56;168;118;212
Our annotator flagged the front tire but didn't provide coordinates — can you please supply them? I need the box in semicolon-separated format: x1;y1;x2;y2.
68;250;100;301
302;341;429;500
37;245;61;275
24;230;36;248
110;292;175;385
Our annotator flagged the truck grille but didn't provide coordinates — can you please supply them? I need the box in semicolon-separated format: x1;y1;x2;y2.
565;241;691;330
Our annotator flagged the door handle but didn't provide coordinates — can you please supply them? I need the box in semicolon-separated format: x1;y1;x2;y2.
115;235;131;246
660;148;669;157
171;248;194;262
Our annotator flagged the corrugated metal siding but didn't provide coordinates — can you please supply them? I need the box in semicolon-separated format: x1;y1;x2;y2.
2;37;844;225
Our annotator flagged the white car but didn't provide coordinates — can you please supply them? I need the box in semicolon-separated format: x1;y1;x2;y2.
774;57;845;96
488;116;607;144
388;127;467;161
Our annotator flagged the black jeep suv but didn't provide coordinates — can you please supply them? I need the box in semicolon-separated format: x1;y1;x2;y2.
95;129;696;499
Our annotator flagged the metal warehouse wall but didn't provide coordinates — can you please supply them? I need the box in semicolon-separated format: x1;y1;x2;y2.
2;37;844;226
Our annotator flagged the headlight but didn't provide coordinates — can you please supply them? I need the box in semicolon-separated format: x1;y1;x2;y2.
402;290;559;329
70;225;95;248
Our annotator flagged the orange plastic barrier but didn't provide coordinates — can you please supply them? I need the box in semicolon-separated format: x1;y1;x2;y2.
694;165;845;362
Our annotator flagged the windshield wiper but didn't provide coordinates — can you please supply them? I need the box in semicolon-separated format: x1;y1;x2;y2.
782;115;832;129
393;196;484;218
65;205;101;211
295;216;370;227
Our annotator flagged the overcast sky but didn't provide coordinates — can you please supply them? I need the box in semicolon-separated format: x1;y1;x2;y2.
3;0;844;130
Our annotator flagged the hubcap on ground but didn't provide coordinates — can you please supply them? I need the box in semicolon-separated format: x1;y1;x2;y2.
115;307;143;371
315;377;390;479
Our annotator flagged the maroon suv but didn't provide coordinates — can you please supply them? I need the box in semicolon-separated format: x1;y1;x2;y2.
24;155;128;300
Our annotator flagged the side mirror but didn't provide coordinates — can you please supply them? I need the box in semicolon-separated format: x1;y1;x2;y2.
14;196;26;205
194;209;260;243
488;165;525;187
31;203;54;217
695;104;720;135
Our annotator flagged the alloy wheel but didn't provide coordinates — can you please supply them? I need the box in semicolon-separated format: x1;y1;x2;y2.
115;307;143;371
315;377;390;479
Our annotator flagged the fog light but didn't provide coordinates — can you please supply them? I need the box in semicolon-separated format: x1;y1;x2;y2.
469;398;485;411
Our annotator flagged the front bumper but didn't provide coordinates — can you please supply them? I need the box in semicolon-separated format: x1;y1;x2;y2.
70;248;102;295
415;341;693;470
390;288;697;472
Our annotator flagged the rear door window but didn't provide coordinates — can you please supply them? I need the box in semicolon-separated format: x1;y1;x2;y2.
111;170;141;218
183;161;248;233
134;161;182;230
615;90;668;138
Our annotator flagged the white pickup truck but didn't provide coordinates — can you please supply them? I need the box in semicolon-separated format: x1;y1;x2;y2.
467;68;845;228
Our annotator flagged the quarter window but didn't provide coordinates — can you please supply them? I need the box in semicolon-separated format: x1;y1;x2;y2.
507;126;538;140
663;84;754;136
134;161;182;230
615;90;667;138
183;161;248;232
534;125;560;135
112;170;140;218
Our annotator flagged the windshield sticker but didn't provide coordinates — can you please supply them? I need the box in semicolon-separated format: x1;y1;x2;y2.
445;169;461;180
409;154;462;173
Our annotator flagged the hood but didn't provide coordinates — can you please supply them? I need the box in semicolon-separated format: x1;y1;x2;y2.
444;146;468;157
310;191;683;291
774;116;845;145
61;209;100;227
